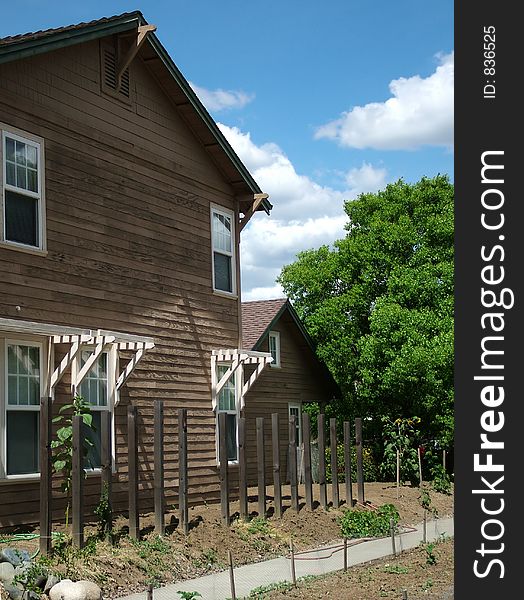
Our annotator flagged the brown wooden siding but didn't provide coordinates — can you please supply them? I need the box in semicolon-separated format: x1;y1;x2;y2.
0;38;239;526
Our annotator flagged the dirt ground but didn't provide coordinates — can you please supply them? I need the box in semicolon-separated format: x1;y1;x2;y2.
0;482;453;599
259;537;454;600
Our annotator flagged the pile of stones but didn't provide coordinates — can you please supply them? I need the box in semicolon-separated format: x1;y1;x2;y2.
0;548;102;600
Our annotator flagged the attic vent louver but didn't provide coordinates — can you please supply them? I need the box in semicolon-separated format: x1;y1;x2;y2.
101;44;131;102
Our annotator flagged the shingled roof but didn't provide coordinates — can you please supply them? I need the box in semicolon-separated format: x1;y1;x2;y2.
241;298;288;350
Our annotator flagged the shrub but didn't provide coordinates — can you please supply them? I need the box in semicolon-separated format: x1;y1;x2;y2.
339;503;399;539
325;443;379;483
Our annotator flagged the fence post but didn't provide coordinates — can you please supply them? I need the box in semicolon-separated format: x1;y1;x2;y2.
256;417;266;517
289;415;298;512
219;412;230;526
271;413;282;519
302;412;313;510
39;397;52;555
71;414;84;548
100;410;113;542
318;413;327;510
128;405;139;539
178;408;188;535
238;416;248;521
355;417;365;504
154;400;164;536
330;417;339;508
343;420;353;508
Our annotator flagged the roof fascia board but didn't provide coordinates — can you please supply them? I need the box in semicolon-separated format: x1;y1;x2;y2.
0;16;143;65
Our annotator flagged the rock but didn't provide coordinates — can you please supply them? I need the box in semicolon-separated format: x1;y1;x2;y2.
48;579;102;600
34;573;47;589
0;550;31;567
44;575;60;593
3;582;24;600
76;581;102;600
0;563;14;584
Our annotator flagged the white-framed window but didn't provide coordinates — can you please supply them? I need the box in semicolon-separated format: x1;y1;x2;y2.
211;205;236;296
73;348;116;470
216;363;238;462
1;125;46;251
288;403;302;445
269;331;281;367
1;340;43;478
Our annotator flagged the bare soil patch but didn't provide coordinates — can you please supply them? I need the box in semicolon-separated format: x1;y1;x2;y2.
0;483;453;599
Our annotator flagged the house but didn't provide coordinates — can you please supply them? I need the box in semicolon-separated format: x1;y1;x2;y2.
241;299;340;483
0;11;277;528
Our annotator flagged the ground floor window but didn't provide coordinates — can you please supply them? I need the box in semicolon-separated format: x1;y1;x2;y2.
75;349;114;469
288;402;302;445
2;341;42;477
216;363;238;462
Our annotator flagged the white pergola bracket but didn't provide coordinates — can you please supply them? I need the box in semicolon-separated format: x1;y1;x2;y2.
115;341;155;398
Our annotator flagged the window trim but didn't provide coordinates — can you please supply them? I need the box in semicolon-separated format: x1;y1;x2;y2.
268;331;281;368
210;204;237;297
1;338;45;480
72;347;117;472
0;124;46;252
215;361;240;465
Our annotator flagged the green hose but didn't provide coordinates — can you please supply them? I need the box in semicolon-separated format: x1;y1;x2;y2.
0;531;63;559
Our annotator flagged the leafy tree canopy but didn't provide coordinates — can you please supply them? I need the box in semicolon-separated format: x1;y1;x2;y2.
278;176;454;447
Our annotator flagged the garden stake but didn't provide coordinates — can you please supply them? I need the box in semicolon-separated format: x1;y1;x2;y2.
418;446;423;486
396;449;400;499
147;584;153;600
290;540;297;587
402;590;408;600
390;518;397;556
343;537;348;572
423;509;427;543
228;549;236;600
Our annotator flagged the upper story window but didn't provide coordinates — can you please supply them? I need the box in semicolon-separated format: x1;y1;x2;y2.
1;126;46;251
269;331;281;367
211;205;236;296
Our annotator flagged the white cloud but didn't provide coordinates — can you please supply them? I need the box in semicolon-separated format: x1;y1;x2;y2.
190;82;254;112
315;52;454;150
218;123;389;300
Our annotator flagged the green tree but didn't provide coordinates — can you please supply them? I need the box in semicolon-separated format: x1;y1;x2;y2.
278;176;453;447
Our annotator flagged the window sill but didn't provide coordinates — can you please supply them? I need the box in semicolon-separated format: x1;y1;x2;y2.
0;241;47;257
0;475;39;484
269;364;282;369
213;290;238;300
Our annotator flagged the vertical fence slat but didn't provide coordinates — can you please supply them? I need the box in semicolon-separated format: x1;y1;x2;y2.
330;417;339;508
289;415;298;512
101;410;113;541
39;397;52;555
256;417;266;517
302;412;313;510
318;413;327;510
238;417;248;520
343;421;353;508
355;417;365;504
178;408;188;534
128;405;139;539
271;413;282;519
154;400;164;536
71;414;84;548
219;412;230;525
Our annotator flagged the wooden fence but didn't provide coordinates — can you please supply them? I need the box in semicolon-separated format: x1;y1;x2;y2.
38;398;366;553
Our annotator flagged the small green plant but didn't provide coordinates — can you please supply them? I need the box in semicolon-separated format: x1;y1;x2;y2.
339;503;399;539
246;517;271;535
193;547;219;569
94;482;113;540
424;542;437;565
422;577;434;591
12;558;51;594
418;485;438;518
383;564;409;574
51;394;96;528
430;463;452;495
177;592;202;600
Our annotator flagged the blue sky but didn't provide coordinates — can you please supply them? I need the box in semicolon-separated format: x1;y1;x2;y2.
1;1;454;299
